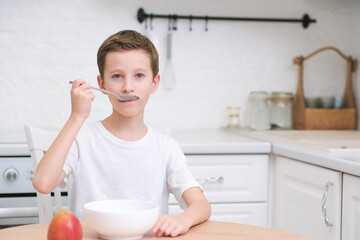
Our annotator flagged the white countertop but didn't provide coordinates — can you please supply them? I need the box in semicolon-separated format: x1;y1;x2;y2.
0;129;29;156
0;128;272;157
171;129;271;154
230;129;360;177
3;127;359;178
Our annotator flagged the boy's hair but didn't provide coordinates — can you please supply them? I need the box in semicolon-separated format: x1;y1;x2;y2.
97;30;159;79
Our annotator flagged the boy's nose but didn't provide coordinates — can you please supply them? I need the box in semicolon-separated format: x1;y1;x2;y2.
122;79;134;93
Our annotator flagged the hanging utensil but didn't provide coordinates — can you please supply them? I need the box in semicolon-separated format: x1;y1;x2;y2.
162;18;176;90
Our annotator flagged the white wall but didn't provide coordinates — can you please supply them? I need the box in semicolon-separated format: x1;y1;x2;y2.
0;0;359;130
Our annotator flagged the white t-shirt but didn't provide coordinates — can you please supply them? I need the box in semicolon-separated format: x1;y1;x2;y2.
60;121;200;219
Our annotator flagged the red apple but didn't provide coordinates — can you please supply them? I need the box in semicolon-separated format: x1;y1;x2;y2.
47;210;82;240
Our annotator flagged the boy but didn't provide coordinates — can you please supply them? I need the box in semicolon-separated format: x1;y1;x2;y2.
32;30;211;237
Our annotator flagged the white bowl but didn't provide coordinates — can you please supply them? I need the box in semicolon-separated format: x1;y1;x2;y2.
84;199;159;240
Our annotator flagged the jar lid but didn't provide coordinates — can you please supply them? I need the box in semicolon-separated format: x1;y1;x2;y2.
227;106;241;110
270;92;294;102
250;91;268;95
271;92;293;97
250;91;269;100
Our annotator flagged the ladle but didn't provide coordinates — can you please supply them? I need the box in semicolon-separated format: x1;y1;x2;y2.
162;27;176;90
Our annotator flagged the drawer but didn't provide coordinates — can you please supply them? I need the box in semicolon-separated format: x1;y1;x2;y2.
169;202;268;227
177;154;268;203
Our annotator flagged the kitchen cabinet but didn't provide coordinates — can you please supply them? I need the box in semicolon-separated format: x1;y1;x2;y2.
342;173;360;240
272;155;342;240
169;154;269;227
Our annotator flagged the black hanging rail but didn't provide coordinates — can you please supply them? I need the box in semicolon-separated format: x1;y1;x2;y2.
137;8;316;30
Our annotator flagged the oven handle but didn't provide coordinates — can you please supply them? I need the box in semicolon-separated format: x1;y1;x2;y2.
0;207;39;218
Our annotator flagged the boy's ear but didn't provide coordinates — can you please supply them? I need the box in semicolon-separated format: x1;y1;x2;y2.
150;74;160;93
97;75;106;91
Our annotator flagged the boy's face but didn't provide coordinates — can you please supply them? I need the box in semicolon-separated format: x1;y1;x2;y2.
97;49;159;118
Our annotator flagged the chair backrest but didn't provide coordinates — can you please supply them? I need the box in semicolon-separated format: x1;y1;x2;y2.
24;125;70;223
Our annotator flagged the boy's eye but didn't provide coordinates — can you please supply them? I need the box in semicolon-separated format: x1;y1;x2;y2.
136;73;144;78
113;74;122;79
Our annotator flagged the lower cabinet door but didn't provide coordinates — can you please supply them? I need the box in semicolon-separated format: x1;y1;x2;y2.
272;156;342;240
342;173;360;240
169;203;268;227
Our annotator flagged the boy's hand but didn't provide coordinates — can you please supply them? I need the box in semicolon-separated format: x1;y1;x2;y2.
70;79;95;121
152;188;210;237
152;215;192;237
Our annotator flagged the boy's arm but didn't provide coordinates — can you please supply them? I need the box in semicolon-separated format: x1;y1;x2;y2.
177;186;211;228
152;186;211;237
32;79;95;194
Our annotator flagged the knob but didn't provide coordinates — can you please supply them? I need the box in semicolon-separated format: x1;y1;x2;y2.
4;168;19;182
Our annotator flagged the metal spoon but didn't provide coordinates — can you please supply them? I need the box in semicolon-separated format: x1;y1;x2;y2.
69;81;139;102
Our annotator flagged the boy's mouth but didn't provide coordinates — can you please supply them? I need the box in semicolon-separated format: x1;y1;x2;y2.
118;95;139;102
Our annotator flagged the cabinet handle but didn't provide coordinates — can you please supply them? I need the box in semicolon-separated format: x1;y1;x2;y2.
321;182;333;227
197;176;224;185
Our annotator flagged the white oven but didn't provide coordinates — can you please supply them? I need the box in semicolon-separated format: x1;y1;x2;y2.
0;130;68;229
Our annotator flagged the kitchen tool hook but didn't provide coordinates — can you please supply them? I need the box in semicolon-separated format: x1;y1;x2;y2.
150;14;153;30
168;15;172;31
172;15;178;30
205;16;208;31
144;18;148;30
189;15;193;31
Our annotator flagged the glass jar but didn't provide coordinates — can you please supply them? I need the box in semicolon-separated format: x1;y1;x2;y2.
270;92;294;129
226;106;241;128
249;91;270;130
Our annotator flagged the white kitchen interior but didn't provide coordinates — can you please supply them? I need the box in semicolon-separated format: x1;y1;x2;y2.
1;0;360;240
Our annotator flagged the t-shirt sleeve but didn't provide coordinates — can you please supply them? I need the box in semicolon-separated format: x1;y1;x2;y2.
56;139;79;189
166;138;201;210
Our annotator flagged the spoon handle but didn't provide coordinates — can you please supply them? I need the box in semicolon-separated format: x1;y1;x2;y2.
68;81;118;98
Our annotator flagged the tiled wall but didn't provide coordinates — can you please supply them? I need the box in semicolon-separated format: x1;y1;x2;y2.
1;0;359;130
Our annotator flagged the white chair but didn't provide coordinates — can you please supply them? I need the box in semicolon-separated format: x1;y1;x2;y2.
24;125;72;223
